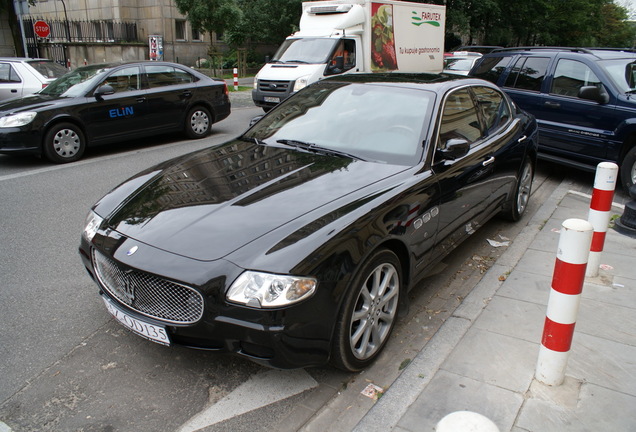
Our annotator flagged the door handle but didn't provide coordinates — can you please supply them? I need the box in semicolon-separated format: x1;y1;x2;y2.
544;101;560;108
11;89;17;93
136;97;146;103
182;91;192;97
517;135;527;143
482;156;495;166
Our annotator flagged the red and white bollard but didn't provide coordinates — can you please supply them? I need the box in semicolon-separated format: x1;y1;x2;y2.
536;218;593;386
233;67;239;91
586;162;618;277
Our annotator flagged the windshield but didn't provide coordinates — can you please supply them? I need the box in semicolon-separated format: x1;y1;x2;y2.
598;58;636;93
244;81;434;166
40;64;113;97
272;38;338;64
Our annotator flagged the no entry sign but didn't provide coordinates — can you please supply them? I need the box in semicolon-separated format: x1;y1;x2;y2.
33;20;51;38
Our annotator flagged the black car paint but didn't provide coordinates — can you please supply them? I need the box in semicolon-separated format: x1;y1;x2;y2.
0;61;230;156
79;74;538;369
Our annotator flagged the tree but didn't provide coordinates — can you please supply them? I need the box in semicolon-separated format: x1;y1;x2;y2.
173;0;243;43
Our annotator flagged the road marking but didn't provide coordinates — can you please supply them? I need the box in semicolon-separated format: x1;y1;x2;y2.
178;369;318;432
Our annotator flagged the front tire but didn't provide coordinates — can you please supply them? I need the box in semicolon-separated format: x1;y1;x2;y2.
502;159;533;221
43;123;85;163
185;106;211;139
331;249;402;372
620;147;636;192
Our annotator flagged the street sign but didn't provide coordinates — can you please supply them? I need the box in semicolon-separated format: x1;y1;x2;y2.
33;20;50;38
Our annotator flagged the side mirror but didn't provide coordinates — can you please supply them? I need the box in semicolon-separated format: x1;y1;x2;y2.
94;84;115;99
438;138;470;160
578;86;609;104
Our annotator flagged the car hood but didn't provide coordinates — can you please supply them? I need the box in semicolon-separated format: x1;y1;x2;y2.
0;93;67;114
98;139;409;261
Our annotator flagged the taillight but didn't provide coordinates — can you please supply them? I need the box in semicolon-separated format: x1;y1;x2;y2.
223;83;229;96
42;83;48;89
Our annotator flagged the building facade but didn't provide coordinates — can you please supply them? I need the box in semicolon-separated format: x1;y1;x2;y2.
20;0;222;67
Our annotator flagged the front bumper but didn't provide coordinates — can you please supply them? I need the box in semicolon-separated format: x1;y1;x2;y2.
252;80;295;109
0;126;41;155
79;232;333;369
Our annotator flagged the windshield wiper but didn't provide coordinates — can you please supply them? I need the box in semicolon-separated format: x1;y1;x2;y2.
282;60;310;64
276;139;364;160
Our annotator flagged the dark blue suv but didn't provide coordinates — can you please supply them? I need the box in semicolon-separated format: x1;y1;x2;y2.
469;47;636;190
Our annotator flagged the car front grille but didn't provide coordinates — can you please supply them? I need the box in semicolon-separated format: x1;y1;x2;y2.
92;249;204;324
257;79;292;94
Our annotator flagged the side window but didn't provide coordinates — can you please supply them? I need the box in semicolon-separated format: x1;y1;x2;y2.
472;86;511;134
101;66;141;93
438;88;483;150
0;64;21;83
326;39;356;76
470;56;511;84
551;59;602;98
504;57;550;92
146;65;195;88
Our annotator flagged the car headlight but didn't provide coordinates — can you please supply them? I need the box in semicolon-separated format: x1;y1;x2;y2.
293;75;311;92
0;111;37;128
227;271;316;308
253;76;258;90
83;210;103;242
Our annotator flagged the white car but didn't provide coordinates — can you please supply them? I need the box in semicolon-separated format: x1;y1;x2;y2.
443;51;483;76
0;58;68;101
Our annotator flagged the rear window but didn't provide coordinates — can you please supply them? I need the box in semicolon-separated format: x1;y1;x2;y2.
470;56;511;84
26;60;68;79
504;57;550;92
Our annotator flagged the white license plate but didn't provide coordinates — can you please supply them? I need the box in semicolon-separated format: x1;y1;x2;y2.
102;297;170;345
264;96;280;103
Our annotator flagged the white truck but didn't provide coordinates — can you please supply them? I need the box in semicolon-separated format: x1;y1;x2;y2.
252;0;446;111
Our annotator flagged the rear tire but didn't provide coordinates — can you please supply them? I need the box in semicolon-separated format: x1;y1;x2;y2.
620;147;636;192
331;249;402;372
185;106;211;139
43;123;85;163
502;159;533;221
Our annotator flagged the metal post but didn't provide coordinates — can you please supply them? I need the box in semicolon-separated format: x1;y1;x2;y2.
536;218;593;386
13;0;29;57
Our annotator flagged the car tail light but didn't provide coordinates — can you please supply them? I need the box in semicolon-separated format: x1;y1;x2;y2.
42;83;48;89
223;82;229;96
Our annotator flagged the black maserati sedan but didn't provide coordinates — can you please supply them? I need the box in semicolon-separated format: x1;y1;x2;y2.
0;61;230;163
79;73;538;372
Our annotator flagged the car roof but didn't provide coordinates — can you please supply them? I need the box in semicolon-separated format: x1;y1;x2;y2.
0;57;55;62
488;46;636;60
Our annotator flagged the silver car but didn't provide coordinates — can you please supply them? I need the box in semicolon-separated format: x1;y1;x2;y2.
0;58;68;101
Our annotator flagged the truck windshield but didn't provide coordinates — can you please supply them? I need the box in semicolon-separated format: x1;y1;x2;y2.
599;58;636;93
272;38;338;64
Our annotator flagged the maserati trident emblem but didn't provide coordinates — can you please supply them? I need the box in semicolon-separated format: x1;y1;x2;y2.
126;245;138;256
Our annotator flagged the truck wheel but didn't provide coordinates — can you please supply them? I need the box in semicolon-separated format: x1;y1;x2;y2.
43;123;85;163
502;159;533;221
185;106;211;139
620;147;636;191
331;249;401;372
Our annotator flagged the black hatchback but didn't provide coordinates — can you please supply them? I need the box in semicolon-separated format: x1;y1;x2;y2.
0;61;231;163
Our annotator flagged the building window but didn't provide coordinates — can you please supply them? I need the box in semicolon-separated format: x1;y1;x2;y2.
175;20;186;41
192;28;201;41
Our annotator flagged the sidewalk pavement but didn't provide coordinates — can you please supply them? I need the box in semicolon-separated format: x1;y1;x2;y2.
354;179;636;431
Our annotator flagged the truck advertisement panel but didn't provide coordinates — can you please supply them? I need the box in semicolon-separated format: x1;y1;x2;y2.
371;2;444;73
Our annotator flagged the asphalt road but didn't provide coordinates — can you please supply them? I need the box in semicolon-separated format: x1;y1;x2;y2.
0;95;606;431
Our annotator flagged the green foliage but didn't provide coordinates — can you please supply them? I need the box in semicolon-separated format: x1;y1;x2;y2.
173;0;243;37
225;0;303;47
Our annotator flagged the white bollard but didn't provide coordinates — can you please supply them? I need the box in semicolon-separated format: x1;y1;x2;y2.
586;162;618;277
436;411;499;432
536;218;593;386
233;67;239;91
